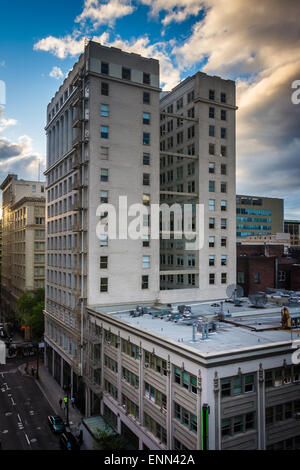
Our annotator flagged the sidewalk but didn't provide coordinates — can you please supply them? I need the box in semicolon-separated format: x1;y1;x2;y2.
19;361;88;449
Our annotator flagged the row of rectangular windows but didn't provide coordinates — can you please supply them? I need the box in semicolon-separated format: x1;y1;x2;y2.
266;400;300;425
99;61;152;86
221;412;255;438
161;162;227;181
161;254;227;267
104;377;196;441
99;271;227;290
100;81;151;106
102;335;299;400
160;127;227;150
221;366;300;398
160;106;227;136
161;89;227;118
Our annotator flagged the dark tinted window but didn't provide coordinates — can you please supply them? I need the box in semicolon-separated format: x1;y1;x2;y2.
143;73;150;85
101;82;109;96
101;62;109;74
122;67;131;80
143;92;150;104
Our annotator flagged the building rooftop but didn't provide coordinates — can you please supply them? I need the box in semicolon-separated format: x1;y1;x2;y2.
88;300;300;357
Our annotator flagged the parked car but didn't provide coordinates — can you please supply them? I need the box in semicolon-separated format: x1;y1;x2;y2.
59;432;80;450
47;415;65;434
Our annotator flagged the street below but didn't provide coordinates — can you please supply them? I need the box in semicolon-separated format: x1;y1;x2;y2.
0;358;60;450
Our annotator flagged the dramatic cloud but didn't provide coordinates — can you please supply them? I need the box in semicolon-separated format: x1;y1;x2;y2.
49;66;64;80
32;0;300;216
173;0;300;75
0;135;45;182
236;61;300;209
75;0;135;28
139;0;204;26
172;0;300;218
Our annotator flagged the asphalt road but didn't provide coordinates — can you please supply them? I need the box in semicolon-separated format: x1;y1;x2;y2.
0;360;60;450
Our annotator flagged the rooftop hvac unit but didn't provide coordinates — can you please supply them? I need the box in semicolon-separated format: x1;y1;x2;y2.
248;292;267;308
226;284;244;305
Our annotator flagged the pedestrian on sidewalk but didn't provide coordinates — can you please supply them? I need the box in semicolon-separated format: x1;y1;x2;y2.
59;398;63;409
71;396;75;408
64;396;68;408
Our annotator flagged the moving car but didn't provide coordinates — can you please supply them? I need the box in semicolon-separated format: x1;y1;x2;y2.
59;432;80;450
47;415;65;434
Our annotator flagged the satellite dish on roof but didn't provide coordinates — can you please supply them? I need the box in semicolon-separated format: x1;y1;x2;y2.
226;284;244;303
248;292;268;308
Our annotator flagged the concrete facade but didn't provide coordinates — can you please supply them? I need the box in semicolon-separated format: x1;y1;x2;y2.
285;220;300;246
237;243;300;295
44;41;161;408
81;304;300;450
159;73;237;300
0;174;45;319
236;195;284;239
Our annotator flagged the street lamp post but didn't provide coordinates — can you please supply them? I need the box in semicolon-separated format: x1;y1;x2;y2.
64;383;71;427
36;344;39;380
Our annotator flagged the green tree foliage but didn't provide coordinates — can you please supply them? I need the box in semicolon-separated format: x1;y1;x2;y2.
93;425;129;450
17;289;45;340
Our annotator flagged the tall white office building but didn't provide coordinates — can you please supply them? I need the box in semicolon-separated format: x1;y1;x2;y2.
159;72;237;302
44;41;160;408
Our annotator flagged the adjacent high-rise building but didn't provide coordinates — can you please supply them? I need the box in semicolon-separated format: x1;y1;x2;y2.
44;41;160;409
159;73;237;300
285;220;300;246
0;174;46;320
236;195;284;239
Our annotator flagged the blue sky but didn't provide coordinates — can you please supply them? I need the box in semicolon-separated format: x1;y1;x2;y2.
0;0;300;219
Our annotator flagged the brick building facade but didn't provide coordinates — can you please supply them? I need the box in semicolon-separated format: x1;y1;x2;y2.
237;244;300;295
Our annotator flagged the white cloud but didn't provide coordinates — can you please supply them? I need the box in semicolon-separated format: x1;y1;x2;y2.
35;31;179;90
34;32;86;59
75;0;135;28
32;0;300;215
139;0;204;26
0;117;17;133
173;0;300;75
49;66;64;80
